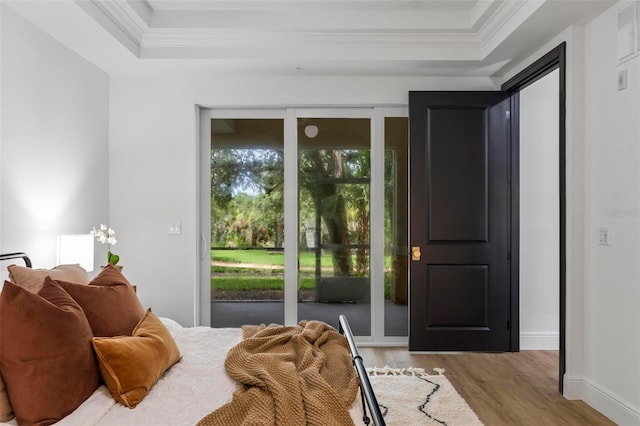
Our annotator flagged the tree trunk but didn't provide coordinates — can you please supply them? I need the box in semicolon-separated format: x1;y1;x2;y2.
320;186;352;276
302;149;353;277
356;197;368;275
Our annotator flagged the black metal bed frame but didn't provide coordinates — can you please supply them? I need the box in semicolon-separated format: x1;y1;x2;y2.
0;252;32;267
339;314;385;426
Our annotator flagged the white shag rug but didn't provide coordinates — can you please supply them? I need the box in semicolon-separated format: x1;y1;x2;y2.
365;367;483;426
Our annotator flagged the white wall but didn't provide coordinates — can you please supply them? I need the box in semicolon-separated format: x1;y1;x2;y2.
108;75;496;326
519;69;560;350
503;1;640;424
0;6;109;271
583;1;640;423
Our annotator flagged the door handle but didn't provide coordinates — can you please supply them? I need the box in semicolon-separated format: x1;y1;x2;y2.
411;246;421;261
200;233;207;260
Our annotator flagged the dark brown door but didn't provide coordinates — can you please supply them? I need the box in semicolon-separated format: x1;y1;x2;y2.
409;91;512;351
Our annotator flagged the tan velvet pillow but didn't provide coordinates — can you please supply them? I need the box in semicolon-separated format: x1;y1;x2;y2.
57;264;145;337
0;278;101;425
92;310;181;408
7;263;90;293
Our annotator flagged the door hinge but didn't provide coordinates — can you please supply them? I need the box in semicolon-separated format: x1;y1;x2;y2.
506;110;511;119
507;250;511;260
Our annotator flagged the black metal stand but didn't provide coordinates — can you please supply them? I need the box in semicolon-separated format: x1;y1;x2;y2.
338;314;385;426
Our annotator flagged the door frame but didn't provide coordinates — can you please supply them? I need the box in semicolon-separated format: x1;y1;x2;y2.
502;42;566;392
198;106;408;344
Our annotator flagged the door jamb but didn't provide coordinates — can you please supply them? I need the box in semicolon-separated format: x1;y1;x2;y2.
501;42;567;393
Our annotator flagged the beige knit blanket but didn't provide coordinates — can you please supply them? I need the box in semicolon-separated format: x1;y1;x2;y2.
197;320;359;426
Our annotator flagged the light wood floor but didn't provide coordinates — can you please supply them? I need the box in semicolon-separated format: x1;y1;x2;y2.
358;348;615;426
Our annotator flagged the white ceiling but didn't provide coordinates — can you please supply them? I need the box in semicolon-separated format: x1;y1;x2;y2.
4;0;616;77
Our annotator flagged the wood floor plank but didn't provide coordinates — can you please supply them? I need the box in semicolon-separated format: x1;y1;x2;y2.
358;349;615;426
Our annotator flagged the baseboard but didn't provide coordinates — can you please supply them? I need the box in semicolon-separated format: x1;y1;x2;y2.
519;332;559;350
564;375;640;425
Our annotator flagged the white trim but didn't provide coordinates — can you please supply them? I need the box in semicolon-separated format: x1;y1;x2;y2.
283;108;298;326
475;0;529;45
197;107;211;326
74;0;542;61
371;107;385;341
209;109;286;119
355;337;408;348
519;332;559;350
75;1;143;55
294;108;374;119
564;375;640;425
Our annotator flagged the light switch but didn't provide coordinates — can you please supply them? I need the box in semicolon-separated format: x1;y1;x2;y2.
598;227;610;246
169;222;182;235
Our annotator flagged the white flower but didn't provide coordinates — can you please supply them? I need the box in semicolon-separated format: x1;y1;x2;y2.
91;224;117;246
91;224;121;267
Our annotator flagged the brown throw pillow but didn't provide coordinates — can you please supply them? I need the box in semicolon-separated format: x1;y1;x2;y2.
57;264;146;337
0;374;12;422
1;264;91;419
0;278;100;426
7;263;90;293
92;310;182;408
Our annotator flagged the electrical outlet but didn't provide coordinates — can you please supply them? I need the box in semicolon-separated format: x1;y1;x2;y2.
169;222;182;235
598;227;610;246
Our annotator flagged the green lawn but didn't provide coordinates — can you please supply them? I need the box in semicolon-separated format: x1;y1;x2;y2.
212;249;284;265
211;248;393;298
212;276;317;291
212;248;387;268
212;248;335;267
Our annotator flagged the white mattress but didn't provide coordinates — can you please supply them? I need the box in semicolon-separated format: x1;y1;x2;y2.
3;318;364;425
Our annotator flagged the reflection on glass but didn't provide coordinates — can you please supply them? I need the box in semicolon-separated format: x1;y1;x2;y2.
298;118;371;336
210;118;285;327
384;117;409;337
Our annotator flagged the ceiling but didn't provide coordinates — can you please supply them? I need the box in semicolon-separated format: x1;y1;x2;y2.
4;0;616;77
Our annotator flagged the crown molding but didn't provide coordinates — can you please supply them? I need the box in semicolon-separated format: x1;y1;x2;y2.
475;0;529;48
77;0;148;51
87;0;494;59
144;0;479;13
141;30;481;49
70;0;595;65
7;0;616;75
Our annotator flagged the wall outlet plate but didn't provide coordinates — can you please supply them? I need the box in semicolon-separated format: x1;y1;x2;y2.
169;222;182;235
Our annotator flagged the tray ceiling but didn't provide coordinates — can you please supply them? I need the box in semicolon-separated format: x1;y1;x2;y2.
4;0;616;76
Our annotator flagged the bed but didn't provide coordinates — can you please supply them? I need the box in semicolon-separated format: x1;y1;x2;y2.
0;252;384;426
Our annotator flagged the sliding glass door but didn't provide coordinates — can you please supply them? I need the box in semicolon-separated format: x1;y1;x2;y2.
199;107;407;343
297;117;371;336
207;114;286;327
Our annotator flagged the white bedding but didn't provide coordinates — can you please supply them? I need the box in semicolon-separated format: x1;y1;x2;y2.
2;318;364;425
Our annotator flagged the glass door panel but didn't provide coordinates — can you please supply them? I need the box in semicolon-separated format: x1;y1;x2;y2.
297;118;371;336
384;117;409;336
210;118;285;327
